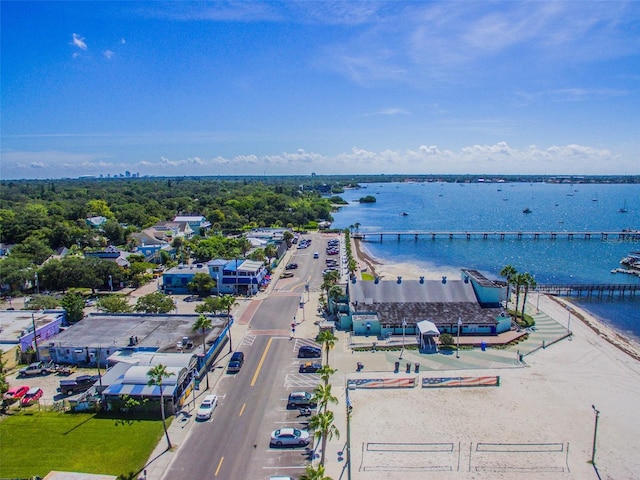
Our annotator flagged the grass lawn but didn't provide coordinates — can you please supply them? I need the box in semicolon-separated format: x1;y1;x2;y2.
0;410;168;479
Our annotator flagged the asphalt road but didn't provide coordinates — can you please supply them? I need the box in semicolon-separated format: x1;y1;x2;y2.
163;233;334;479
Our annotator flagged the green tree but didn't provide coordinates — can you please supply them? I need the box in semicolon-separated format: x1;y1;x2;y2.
512;273;526;320
187;273;216;296
60;293;86;323
97;295;133;313
147;364;174;450
439;333;455;347
87;199;114;218
0;256;33;293
25;294;60;310
316;330;337;366
135;292;175;314
195;296;222;315
218;294;238;318
308;410;340;467
264;244;278;265
499;265;517;310
10;235;53;265
299;463;332;480
192;315;212;390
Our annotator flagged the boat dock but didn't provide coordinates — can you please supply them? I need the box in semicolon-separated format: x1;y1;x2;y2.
352;230;640;241
535;283;640;298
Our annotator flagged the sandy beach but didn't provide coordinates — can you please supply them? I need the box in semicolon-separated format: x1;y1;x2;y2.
343;236;640;480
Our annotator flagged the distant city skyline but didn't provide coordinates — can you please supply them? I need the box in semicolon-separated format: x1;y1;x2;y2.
1;1;639;180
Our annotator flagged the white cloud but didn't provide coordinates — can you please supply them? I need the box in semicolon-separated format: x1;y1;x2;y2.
0;141;630;179
71;33;87;50
103;50;114;59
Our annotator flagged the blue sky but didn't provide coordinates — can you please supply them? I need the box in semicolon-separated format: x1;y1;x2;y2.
1;1;639;179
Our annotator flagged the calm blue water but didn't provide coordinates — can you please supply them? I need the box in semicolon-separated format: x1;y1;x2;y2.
331;181;640;341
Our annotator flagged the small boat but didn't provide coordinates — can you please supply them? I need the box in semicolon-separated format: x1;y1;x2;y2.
401;212;409;216
523;208;532;214
619;200;628;213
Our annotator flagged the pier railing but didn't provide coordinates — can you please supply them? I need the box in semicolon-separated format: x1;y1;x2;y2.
352;230;640;241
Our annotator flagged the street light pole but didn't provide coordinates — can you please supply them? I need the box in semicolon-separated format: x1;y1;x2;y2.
567;307;572;334
346;385;352;480
591;405;600;465
399;319;407;360
456;318;462;359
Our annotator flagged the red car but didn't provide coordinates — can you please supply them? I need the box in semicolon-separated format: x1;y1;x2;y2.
20;387;43;406
3;385;30;403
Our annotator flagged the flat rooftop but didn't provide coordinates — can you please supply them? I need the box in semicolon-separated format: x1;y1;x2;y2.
49;313;230;353
0;309;65;347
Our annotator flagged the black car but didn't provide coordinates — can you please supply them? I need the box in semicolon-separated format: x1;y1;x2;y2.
285;263;298;270
297;345;322;358
227;351;245;373
58;374;99;395
299;362;322;373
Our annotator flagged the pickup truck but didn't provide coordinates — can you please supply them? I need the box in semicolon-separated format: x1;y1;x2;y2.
18;361;52;377
58;375;100;395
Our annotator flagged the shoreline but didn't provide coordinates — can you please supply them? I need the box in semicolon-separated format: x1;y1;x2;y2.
352;237;640;362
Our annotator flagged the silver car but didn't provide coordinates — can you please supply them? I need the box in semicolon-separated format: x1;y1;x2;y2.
270;427;310;447
196;394;218;420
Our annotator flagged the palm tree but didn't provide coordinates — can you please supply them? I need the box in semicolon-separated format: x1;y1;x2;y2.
299;463;332;480
308;410;340;467
317;365;336;387
512;273;525;320
312;382;338;415
326;285;343;316
499;265;517;311
192;314;212;390
520;272;537;319
316;329;337;366
147;364;175;451
264;244;277;266
218;294;238;351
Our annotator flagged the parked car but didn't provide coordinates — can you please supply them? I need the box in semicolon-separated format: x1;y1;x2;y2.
3;385;30;403
313;252;319;259
299;362;322;373
196;394;218;420
280;271;294;279
287;391;317;409
297;345;322;358
58;375;99;396
18;361;50;377
227;351;245;373
285;263;298;270
270;427;310;447
20;387;43;406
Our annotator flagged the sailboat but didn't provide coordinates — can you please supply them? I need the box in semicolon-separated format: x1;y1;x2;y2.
566;184;575;196
592;192;598;202
619;200;628;213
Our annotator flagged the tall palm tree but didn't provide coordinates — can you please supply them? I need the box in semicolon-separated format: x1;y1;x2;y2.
192;314;212;390
316;329;337;366
218;294;238;351
520;272;537;319
147;364;175;451
499;265;517;311
317;365;336;387
512;273;525;320
312;382;338;415
299;463;332;480
308;410;340;467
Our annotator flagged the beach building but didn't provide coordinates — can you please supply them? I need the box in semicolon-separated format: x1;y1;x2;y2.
335;270;509;347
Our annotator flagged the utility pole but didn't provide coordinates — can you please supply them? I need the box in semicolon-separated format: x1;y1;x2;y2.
399;319;407;359
591;405;600;465
346;385;352;480
31;313;39;362
456;318;462;359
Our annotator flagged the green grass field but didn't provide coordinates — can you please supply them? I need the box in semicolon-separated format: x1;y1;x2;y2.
0;410;167;479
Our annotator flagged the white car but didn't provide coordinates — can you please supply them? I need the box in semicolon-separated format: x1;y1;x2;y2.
270;427;310;447
196;394;218;420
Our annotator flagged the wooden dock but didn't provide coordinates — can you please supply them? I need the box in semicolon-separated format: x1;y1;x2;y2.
352;230;640;241
535;283;640;298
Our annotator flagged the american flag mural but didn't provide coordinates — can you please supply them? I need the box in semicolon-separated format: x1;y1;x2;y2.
422;376;500;388
349;377;417;389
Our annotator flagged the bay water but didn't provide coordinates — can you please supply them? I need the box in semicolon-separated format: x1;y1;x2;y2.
331;181;640;341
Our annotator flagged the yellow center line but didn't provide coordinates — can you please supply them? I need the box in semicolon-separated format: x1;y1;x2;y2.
239;403;246;416
250;336;273;386
214;457;224;476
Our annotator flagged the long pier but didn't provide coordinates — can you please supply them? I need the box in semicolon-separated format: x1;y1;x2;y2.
352;230;640;241
535;283;640;298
